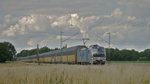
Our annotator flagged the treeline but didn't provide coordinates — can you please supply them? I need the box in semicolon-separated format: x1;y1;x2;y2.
0;41;150;63
17;47;150;61
0;41;59;62
106;48;150;61
16;47;59;57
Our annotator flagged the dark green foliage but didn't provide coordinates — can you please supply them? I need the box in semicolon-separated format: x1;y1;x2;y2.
139;49;150;61
0;42;16;63
17;46;59;57
106;48;141;61
39;46;51;53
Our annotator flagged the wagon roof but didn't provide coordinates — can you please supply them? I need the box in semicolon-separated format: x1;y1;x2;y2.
18;45;87;59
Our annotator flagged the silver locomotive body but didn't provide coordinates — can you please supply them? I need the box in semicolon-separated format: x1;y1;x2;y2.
89;44;106;65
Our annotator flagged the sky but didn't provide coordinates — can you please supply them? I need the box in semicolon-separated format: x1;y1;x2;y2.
0;0;150;52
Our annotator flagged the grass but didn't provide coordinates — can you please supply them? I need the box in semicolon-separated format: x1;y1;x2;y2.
108;61;150;64
0;61;150;84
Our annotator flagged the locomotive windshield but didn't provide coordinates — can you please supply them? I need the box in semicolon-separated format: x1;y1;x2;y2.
93;54;105;57
98;48;104;52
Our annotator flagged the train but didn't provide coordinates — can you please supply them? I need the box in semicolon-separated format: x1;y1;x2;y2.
89;44;106;64
18;44;106;65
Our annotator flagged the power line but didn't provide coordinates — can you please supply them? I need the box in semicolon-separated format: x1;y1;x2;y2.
94;33;109;44
82;38;90;45
62;32;79;42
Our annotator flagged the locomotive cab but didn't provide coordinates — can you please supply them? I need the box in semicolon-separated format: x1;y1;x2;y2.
89;44;106;65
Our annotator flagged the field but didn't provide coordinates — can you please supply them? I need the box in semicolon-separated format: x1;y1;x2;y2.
0;62;150;84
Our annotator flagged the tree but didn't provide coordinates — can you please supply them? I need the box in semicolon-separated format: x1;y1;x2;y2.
17;46;51;57
106;48;139;61
39;46;51;53
0;42;16;63
139;49;150;61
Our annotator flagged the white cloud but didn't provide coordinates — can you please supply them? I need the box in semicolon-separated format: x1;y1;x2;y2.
1;14;50;37
27;39;37;46
23;47;35;51
1;8;131;38
57;35;70;40
0;3;149;51
2;13;100;38
0;0;149;53
19;15;36;24
128;16;136;21
27;38;49;47
99;8;123;19
111;8;123;17
49;13;100;37
96;24;128;37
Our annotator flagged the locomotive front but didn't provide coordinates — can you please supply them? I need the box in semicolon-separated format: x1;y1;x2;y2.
89;44;106;65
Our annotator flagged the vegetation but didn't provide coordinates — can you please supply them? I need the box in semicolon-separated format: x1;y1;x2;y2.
16;46;59;57
0;42;16;63
17;47;150;61
0;62;150;84
106;48;150;61
139;49;150;61
0;41;150;62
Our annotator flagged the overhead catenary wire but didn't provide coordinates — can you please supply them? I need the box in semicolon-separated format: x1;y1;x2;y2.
62;32;79;42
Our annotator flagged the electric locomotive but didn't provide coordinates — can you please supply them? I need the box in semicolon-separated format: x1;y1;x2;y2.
89;44;106;64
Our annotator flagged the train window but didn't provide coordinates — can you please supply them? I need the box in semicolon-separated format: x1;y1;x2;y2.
98;48;104;52
92;46;97;49
80;48;86;50
93;54;105;57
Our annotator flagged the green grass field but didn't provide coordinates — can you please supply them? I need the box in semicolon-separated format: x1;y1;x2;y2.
0;61;150;84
